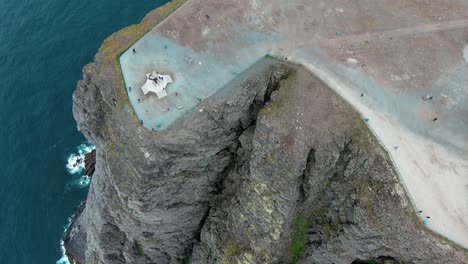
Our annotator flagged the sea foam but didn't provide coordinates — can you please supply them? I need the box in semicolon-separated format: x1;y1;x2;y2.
56;217;73;264
66;143;95;174
66;143;95;188
56;144;95;264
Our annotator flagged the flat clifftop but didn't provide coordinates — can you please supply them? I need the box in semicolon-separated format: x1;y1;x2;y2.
66;0;468;263
119;0;468;248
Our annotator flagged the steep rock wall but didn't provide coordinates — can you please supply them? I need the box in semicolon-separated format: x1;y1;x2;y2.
67;56;292;263
188;66;467;264
65;1;467;263
67;56;467;263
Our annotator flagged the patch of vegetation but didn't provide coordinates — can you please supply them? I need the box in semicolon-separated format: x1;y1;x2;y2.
146;235;159;244
312;208;341;239
350;115;375;153
352;177;380;225
265;152;276;162
134;240;145;257
290;214;307;264
222;240;246;264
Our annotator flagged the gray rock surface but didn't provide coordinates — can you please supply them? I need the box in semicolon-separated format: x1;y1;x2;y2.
188;64;467;264
65;5;467;262
68;57;292;263
67;54;467;263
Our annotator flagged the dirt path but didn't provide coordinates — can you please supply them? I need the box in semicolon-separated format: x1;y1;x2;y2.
297;18;468;47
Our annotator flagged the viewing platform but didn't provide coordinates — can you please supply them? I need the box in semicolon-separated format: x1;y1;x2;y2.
141;71;173;99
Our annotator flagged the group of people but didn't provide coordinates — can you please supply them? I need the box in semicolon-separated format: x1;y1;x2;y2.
360;92;439;122
418;210;431;225
422;95;439;122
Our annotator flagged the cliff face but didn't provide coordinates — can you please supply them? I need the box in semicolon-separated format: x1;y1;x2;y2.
66;3;467;264
68;56;467;263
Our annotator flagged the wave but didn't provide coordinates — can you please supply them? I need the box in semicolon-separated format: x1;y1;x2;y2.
57;144;95;263
66;143;95;175
56;240;70;264
65;143;95;188
56;216;73;264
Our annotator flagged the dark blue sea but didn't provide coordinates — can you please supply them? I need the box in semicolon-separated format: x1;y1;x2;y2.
0;0;169;263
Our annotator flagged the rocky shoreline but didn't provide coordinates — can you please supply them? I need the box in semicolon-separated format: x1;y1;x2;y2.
84;149;96;176
64;201;86;264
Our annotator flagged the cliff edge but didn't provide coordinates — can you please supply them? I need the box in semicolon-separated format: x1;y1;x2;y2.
66;2;467;264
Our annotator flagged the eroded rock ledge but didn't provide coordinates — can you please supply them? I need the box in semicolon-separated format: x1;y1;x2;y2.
84;149;96;176
65;3;467;264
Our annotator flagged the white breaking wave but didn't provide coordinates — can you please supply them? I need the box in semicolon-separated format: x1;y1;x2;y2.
77;175;91;187
66;143;95;174
57;144;95;264
56;239;70;264
66;143;95;188
56;216;73;264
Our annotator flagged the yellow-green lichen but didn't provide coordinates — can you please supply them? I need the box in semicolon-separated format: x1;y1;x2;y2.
251;182;283;241
264;71;295;117
222;240;248;264
236;252;254;264
146;235;159;244
265;152;276;162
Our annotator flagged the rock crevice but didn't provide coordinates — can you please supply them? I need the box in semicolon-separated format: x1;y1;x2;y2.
64;5;467;262
67;58;294;263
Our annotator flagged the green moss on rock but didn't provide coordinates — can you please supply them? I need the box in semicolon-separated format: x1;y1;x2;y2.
290;214;307;264
135;240;145;257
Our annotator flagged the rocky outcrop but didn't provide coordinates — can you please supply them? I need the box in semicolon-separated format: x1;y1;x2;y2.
67;53;467;263
65;3;467;264
188;65;466;264
84;149;96;176
67;56;293;263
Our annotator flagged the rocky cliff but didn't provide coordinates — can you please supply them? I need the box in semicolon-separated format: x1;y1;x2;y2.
65;2;467;264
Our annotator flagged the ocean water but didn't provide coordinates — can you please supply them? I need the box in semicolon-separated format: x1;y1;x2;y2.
0;0;169;263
